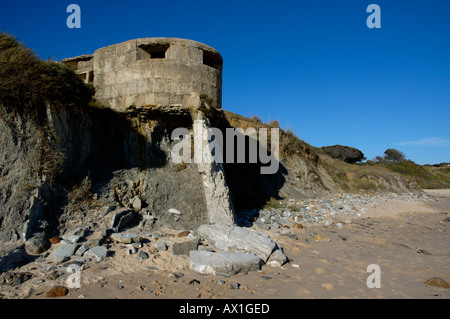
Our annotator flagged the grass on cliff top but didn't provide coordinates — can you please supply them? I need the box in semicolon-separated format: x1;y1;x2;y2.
0;33;94;182
0;33;93;125
385;160;450;189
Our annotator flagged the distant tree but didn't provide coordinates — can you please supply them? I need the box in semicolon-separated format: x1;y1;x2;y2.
374;156;385;163
321;145;366;164
384;148;406;163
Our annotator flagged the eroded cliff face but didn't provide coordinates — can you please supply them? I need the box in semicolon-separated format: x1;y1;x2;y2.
0;100;229;244
0;34;419;250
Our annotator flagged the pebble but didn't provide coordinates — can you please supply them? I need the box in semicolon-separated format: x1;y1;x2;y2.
246;192;436;231
138;250;149;259
168;208;182;215
189;279;200;285
45;286;68;298
228;282;240;289
425;277;450;288
154;241;168;251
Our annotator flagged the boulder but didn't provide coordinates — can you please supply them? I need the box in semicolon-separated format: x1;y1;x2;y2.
172;238;199;256
196;224;277;262
48;244;78;263
189;250;263;276
266;249;288;267
25;234;49;255
84;246;108;261
109;208;136;230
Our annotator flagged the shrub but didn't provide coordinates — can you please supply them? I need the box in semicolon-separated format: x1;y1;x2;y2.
268;120;280;128
321;145;366;164
384;148;405;163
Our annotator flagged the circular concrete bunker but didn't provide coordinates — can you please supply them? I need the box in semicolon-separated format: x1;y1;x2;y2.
84;38;223;111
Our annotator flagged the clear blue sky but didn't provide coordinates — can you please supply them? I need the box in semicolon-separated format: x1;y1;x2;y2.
1;0;449;164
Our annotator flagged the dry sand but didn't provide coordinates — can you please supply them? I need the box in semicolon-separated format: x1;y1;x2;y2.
2;190;449;299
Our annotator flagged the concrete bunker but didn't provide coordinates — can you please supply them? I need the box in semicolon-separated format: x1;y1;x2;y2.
62;38;223;111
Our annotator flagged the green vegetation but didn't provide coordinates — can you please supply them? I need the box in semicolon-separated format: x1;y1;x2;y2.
321;145;366;164
385;160;450;189
0;33;94;182
0;33;93;125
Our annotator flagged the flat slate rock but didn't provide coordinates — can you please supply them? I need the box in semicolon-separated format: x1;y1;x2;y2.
197;224;277;262
189;250;263;276
172;238;199;256
84;246;108;261
48;244;78;263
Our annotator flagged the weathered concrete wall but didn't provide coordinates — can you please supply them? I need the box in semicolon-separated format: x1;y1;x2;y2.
63;38;223;112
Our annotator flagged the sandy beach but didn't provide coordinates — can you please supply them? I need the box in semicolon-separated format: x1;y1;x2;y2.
1;189;449;300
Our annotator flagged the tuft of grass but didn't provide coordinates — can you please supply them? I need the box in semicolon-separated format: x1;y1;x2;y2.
0;33;94;183
0;33;93;125
66;176;97;212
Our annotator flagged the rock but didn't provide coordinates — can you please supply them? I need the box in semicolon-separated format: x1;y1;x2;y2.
71;226;90;237
425;277;450;288
132;197;142;211
172;238;199;256
314;234;331;242
197;224;277;262
84;246;108;261
25;234;49;255
177;230;190;237
267;249;288;267
126;245;137;255
154;241;167;251
168;208;182;215
48;244;78;263
45;286;68;298
138;250;149;259
109;208;136;231
189;250;263;276
110;232;142;244
75;244;89;257
61;235;81;244
0;272;32;286
189;279;200;285
49;236;60;245
228;282;241;289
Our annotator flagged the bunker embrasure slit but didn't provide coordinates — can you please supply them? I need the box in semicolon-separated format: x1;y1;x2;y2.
138;43;170;60
202;50;222;71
